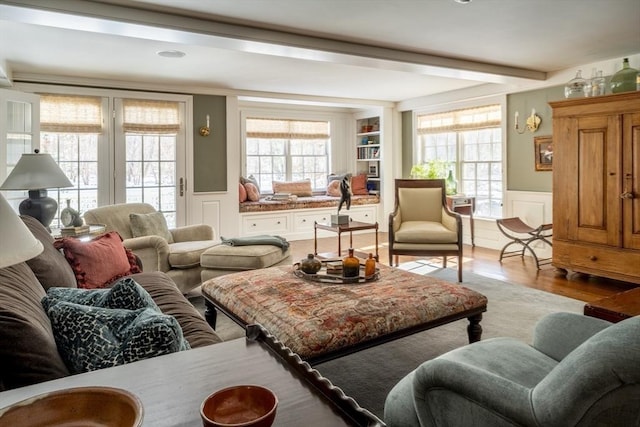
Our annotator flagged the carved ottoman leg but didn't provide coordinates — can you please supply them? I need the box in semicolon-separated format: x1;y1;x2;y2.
467;313;483;343
204;300;218;329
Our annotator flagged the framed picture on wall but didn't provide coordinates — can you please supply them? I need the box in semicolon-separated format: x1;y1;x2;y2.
368;163;379;177
534;135;553;171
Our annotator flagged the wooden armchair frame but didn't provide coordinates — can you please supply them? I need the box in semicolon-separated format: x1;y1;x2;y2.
388;179;463;282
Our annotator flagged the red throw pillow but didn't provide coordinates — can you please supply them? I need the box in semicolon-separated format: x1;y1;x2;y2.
239;182;248;202
351;174;369;195
54;232;141;289
244;182;260;201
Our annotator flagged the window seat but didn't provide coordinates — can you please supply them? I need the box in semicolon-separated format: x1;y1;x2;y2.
239;194;380;213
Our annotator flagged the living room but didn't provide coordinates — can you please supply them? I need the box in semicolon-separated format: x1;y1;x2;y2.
0;1;639;426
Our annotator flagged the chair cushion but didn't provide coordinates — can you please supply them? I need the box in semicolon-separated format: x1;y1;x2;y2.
129;211;174;243
0;263;71;391
399;187;443;222
168;240;218;269
395;221;458;244
54;232;141;289
20;215;77;290
201;244;291;271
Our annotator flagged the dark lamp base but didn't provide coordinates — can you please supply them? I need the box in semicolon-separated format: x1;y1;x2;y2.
19;189;58;230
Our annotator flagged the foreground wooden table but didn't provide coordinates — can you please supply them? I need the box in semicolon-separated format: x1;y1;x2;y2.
0;328;383;426
584;287;640;323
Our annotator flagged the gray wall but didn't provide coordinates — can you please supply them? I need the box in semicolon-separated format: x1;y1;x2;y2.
193;95;227;192
506;86;564;192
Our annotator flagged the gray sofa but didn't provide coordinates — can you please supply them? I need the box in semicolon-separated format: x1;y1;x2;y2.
0;215;222;392
384;312;640;427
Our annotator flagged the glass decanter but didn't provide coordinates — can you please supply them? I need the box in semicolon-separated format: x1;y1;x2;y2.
564;70;588;99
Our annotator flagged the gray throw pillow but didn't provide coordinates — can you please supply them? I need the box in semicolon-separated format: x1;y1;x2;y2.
21;215;77;289
129;212;174;243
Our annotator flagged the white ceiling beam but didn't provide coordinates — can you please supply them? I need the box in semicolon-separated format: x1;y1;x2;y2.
0;0;546;85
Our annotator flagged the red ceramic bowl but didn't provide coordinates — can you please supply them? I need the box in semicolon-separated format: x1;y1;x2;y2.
200;385;277;427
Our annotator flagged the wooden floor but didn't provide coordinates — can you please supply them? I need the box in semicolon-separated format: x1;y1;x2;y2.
290;232;638;304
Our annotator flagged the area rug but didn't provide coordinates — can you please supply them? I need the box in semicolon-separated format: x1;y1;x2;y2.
189;268;585;419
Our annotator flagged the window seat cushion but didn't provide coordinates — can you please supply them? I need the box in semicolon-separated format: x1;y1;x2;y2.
239;194;379;213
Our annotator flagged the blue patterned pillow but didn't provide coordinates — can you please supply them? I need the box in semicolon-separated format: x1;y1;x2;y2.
44;302;188;374
44;278;160;312
42;277;189;374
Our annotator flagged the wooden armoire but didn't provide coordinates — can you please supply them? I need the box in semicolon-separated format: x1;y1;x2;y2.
549;91;640;284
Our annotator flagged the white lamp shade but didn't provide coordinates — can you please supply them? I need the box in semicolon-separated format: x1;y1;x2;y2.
0;192;43;268
0;152;73;190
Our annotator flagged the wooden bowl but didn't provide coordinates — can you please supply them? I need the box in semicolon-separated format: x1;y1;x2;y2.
0;386;143;426
200;385;277;427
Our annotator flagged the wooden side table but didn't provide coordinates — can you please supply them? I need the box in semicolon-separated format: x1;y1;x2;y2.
446;195;475;247
314;220;379;260
584;287;640;323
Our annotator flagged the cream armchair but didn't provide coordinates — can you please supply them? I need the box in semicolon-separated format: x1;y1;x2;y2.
83;203;218;293
388;179;463;282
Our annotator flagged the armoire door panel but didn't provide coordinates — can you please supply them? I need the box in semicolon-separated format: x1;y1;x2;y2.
575;116;619;246
623;112;640;250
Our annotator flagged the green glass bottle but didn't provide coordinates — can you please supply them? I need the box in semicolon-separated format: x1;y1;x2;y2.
445;170;457;196
610;58;639;94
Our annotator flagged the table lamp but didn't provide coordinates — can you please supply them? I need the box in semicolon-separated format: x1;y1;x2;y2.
0;192;43;268
0;149;73;229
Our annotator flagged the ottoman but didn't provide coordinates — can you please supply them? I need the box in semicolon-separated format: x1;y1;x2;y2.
200;244;291;282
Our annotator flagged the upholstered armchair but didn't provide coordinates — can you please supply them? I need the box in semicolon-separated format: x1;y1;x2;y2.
83;203;218;293
388;179;463;282
384;312;640;427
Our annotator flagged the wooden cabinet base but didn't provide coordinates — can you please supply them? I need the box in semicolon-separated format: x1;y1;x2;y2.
553;240;640;285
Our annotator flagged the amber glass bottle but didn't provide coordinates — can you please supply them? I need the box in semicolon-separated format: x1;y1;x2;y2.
342;248;360;278
364;253;376;277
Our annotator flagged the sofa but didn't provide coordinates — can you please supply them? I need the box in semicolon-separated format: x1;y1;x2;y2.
0;215;222;392
384;312;640;427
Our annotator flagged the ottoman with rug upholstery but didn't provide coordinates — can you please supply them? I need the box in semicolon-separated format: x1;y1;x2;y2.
201;264;487;364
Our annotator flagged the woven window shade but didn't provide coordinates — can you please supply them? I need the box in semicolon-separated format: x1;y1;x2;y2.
246;118;329;139
417;105;501;134
123;99;180;134
40;94;103;133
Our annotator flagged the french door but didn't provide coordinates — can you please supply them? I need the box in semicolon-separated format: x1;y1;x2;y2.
114;97;187;228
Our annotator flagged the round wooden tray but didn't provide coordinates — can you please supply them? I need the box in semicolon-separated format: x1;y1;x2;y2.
292;261;380;284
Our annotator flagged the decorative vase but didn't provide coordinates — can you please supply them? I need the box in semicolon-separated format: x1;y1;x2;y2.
300;253;322;274
610;58;639;94
445;170;458;195
364;253;376;277
342;248;360;278
564;70;588;98
60;199;83;227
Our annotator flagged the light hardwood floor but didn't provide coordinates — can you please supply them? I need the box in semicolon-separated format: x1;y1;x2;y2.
290;232;638;304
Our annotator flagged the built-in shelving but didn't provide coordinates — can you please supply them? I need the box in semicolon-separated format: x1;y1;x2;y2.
355;117;381;194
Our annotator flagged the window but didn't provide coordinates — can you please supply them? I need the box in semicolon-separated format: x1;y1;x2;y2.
416;105;502;218
40;94;103;221
120;99;180;227
245;117;330;193
38;92;185;229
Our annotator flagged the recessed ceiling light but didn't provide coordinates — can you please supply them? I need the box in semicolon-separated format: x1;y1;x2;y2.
157;50;186;58
454;0;472;3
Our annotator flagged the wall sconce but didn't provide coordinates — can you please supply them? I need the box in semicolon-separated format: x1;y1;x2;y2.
514;109;541;134
199;114;211;137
